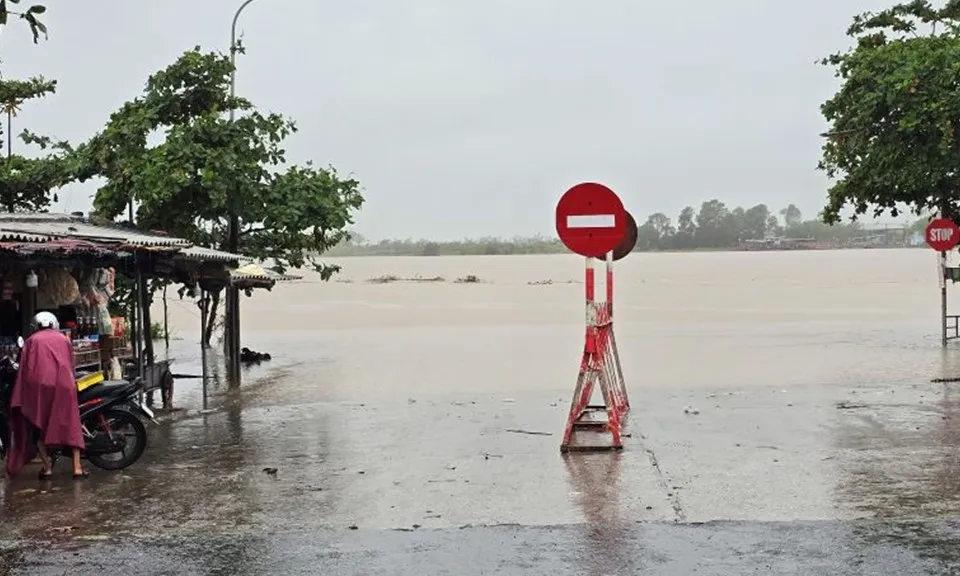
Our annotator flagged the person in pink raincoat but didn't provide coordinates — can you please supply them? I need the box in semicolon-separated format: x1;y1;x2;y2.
5;311;86;479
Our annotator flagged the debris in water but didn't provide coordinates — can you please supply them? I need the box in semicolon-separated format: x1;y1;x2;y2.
262;467;278;476
683;406;700;415
506;429;552;436
836;401;867;410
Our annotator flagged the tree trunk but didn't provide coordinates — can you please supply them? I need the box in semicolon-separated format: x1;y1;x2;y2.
202;290;221;348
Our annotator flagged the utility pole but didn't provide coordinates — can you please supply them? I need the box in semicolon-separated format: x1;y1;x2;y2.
225;0;258;383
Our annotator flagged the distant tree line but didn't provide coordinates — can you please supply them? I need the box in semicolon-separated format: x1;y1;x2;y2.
635;201;862;250
328;233;564;257
329;200;921;257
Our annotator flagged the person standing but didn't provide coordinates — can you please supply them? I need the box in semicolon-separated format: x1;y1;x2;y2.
5;312;86;479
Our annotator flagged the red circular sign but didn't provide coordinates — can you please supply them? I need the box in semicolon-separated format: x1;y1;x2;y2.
926;218;960;252
555;182;626;257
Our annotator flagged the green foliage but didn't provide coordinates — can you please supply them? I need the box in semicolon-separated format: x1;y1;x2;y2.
77;48;364;277
150;321;166;342
0;76;78;212
0;1;48;43
0;76;54;109
819;1;960;224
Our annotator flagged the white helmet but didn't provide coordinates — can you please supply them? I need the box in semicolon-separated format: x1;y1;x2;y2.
33;311;59;331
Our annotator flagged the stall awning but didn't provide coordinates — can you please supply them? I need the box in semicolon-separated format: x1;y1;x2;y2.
231;264;300;290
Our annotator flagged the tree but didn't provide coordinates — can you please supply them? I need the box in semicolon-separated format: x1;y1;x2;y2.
0;2;47;43
643;212;675;248
635;222;660;251
674;206;697;248
765;215;781;237
0;77;78;212
780;204;802;228
819;1;960;224
695;199;735;247
742;204;771;239
76;48;364;344
0;4;72;213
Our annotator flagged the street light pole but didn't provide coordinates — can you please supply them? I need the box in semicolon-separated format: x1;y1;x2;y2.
225;0;258;382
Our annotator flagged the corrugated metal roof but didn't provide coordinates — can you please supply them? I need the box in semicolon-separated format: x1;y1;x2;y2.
0;213;250;269
0;238;122;257
175;246;241;263
230;264;302;289
0;213;190;247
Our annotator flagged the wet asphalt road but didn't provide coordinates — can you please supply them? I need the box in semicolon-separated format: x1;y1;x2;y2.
5;314;960;573
6;519;960;575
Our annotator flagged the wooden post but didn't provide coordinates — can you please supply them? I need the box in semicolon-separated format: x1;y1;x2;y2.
21;269;37;338
139;273;154;365
130;270;140;373
163;284;170;351
233;293;242;387
199;289;209;411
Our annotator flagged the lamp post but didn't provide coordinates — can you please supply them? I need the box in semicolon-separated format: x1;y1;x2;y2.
225;0;258;381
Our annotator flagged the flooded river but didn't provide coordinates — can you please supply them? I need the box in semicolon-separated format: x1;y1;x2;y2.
7;248;960;574
166;248;956;396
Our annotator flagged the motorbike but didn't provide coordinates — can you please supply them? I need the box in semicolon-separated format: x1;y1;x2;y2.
0;336;153;471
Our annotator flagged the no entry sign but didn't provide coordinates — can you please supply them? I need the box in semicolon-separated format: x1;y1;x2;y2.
926;218;960;252
555;182;626;257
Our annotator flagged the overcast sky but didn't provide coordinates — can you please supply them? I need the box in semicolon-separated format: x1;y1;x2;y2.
2;0;896;240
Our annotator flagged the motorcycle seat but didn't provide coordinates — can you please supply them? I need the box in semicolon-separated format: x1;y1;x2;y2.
77;380;136;405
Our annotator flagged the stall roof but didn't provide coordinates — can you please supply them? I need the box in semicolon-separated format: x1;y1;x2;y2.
231;264;301;289
0;238;121;257
174;245;242;263
0;213;191;247
0;213;294;293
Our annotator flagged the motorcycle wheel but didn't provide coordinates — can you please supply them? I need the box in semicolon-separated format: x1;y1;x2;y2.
85;408;147;471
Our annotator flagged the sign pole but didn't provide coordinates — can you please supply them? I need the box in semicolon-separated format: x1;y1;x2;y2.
943;251;949;348
925;216;960;346
585;256;595;326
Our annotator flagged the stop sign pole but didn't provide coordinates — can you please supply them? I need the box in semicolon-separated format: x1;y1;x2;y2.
926;217;960;347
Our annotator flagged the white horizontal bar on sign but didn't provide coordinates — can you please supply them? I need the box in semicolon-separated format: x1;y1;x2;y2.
567;214;616;228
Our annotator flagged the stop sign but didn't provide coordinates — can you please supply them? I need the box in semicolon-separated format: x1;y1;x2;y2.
926;218;960;252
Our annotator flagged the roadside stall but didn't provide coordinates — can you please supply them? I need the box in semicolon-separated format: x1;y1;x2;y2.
0;213;245;410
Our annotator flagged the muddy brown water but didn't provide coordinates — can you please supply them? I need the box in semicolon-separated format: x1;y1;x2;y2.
165;248;955;398
4;249;960;544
